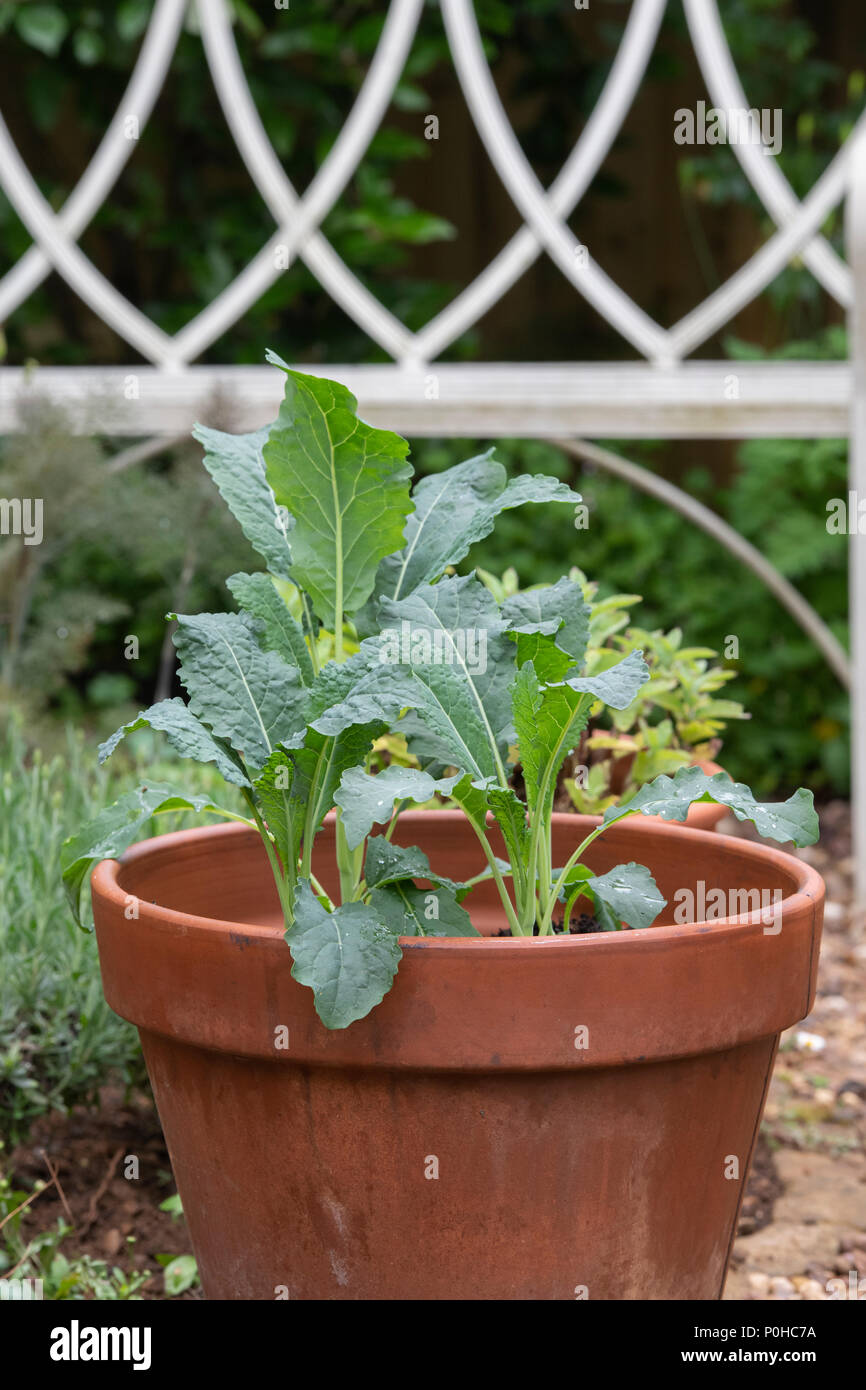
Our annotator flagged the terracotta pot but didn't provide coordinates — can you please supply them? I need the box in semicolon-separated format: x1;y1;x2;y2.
91;811;823;1301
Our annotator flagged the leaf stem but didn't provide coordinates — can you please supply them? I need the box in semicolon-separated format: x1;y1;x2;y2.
465;818;522;936
201;808;257;829
461;864;513;891
309;872;334;910
534;811;554;935
335;810;360;905
543;819;613;934
243;789;294;926
384;797;408;842
300;593;320;676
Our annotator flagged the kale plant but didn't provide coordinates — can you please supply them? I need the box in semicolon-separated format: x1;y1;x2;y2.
64;362;819;1030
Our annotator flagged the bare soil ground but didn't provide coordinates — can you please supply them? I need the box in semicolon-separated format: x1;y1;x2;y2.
10;1089;200;1299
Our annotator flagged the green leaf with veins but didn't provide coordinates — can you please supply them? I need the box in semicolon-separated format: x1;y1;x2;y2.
361;838;476;938
332;576;516;783
98;698;250;786
302;645;375;716
558;649;650;708
562;861;666;932
605;766;819;845
276;653;390;851
446;773;492;830
227;572;315;685
171;610;309;775
334;765;462;850
359;452;582;632
255;683;386;884
511;661;595;822
443;775;527;905
61;784;236;928
254;749;302;877
290;721;386;851
510;628;573;683
370;883;479;937
486;784;531;867
263;358;413;628
371;450;502;604
512;649;649;824
286;883;403;1028
363;837;460;892
194;424;293;578
502;577;590;677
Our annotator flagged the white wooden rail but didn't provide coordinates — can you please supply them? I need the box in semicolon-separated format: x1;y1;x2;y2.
0;0;862;890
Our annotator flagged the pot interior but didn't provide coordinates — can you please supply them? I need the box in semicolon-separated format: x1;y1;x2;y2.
116;811;808;937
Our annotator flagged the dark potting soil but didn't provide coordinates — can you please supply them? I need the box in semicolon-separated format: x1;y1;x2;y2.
495;911;605;937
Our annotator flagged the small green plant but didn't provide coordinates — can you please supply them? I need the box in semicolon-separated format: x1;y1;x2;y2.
65;363;819;1032
326;582;816;947
156;1252;199;1297
154;1194;198;1295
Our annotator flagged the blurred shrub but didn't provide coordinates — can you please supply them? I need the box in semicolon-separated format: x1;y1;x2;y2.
0;713;243;1141
413;408;849;797
0;401;257;725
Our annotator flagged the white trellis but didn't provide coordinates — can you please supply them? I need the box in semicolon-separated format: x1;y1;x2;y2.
0;0;863;890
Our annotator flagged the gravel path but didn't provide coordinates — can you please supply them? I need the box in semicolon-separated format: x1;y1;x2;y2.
724;801;866;1301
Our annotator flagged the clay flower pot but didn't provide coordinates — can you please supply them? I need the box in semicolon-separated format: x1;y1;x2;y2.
91;810;823;1301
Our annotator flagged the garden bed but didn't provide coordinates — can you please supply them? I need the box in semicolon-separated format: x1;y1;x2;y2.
8;1088;198;1300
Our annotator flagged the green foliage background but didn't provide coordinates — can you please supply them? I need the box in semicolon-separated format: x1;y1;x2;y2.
417;410;849;797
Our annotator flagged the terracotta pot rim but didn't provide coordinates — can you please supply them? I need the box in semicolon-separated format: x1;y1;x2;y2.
92;812;824;1070
92;811;824;951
